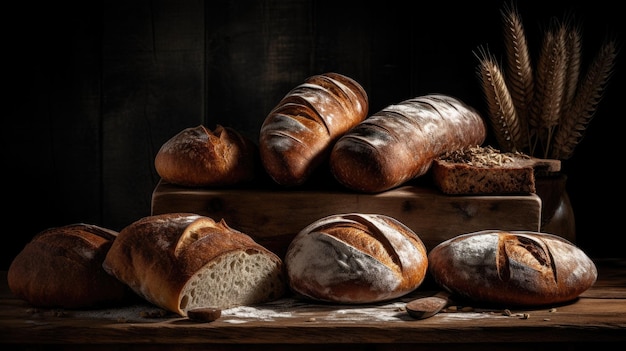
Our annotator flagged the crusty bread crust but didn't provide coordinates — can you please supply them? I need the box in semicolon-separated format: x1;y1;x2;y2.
259;73;368;186
285;213;428;304
102;213;286;316
7;224;132;309
330;94;487;193
428;230;597;307
155;124;258;187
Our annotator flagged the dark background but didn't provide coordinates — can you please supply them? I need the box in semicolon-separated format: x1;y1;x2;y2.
4;0;624;269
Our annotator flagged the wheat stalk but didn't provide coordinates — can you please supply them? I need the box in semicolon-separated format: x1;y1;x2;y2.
501;1;532;150
551;39;618;159
478;2;618;162
530;20;568;158
475;46;524;152
563;19;582;110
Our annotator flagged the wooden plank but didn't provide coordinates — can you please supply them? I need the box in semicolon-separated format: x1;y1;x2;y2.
151;181;542;257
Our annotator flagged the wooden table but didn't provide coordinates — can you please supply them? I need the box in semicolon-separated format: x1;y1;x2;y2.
1;258;624;350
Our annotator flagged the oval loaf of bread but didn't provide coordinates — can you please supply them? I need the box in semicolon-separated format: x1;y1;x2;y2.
8;223;133;309
428;230;597;307
155;124;258;187
330;94;487;193
285;213;428;304
259;72;368;186
102;213;286;316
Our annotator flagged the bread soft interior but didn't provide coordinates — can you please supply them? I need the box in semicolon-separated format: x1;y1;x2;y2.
179;249;284;315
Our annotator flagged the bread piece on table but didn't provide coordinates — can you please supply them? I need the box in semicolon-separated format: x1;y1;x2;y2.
155;124;258;187
428;230;597;307
7;223;133;309
285;213;428;304
102;213;286;317
259;72;368;186
330;94;487;193
432;146;561;194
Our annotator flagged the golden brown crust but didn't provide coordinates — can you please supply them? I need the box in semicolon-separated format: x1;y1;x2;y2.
7;224;133;309
428;230;597;307
102;213;285;315
330;94;487;193
155;124;258;187
285;213;428;304
259;73;368;186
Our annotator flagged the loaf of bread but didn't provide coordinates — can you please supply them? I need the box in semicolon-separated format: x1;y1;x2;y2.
284;213;428;304
330;94;487;193
428;230;597;307
259;72;368;186
7;223;133;309
155;124;258;187
432;146;561;194
102;213;286;317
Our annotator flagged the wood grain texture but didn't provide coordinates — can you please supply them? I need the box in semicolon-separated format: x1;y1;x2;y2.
151;181;543;258
1;259;624;348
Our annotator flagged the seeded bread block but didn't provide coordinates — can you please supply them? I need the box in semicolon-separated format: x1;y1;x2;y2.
432;146;560;195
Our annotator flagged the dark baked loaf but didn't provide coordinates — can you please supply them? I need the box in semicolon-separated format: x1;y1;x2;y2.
330;94;487;193
284;213;428;304
259;72;368;186
155;124;258;187
428;230;597;307
432;146;562;194
102;213;286;317
7;223;133;309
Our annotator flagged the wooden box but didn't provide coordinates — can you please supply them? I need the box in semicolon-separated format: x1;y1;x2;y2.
151;180;542;258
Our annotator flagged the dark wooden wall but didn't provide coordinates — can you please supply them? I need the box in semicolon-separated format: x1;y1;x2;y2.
4;0;625;269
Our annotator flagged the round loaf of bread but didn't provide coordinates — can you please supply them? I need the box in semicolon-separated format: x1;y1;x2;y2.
7;223;133;309
155;124;258;187
428;230;597;307
102;213;286;316
284;213;428;304
259;72;368;186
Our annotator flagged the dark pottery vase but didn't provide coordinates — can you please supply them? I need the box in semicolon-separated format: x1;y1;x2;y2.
535;173;576;243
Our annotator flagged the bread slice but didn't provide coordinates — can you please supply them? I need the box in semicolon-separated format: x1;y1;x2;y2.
432;146;560;195
103;213;286;317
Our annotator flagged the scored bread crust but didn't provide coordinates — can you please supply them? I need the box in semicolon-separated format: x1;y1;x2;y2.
155;124;258;187
102;213;286;316
330;94;487;193
285;213;428;304
7;223;132;309
428;230;597;307
259;72;369;186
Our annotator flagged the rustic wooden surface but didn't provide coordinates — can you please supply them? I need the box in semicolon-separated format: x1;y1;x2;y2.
151;181;545;257
1;259;624;350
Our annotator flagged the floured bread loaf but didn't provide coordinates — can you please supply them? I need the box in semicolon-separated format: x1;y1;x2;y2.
432;146;561;194
102;213;286;316
285;213;428;304
259;72;368;186
330;94;487;193
155;124;258;187
8;223;133;309
428;230;597;307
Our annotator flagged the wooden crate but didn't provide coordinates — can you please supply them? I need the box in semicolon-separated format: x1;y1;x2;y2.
151;180;542;258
